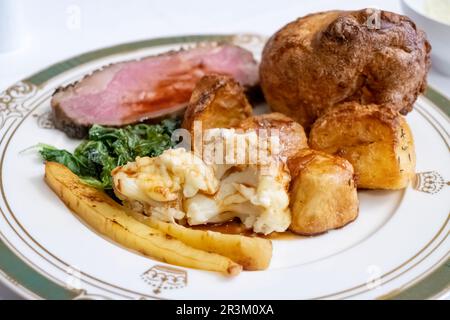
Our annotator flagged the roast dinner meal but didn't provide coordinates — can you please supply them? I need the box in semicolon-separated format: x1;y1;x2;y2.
39;9;430;275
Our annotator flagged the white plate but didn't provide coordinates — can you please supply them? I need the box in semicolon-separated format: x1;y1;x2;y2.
0;34;448;300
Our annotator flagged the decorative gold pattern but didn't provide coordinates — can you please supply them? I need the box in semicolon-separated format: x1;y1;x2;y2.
178;34;267;57
141;265;187;294
413;171;447;194
72;289;112;300
231;33;268;46
35;110;55;129
0;81;37;130
232;34;267;59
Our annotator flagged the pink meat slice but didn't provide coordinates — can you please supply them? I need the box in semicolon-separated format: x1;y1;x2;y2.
51;44;259;130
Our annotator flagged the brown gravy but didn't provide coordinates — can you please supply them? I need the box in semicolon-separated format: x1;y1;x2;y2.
191;220;300;240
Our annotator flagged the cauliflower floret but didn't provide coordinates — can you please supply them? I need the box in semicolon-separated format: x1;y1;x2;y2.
112;148;218;222
111;130;292;235
184;164;291;235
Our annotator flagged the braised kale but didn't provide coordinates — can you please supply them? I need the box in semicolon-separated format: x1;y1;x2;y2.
39;119;180;189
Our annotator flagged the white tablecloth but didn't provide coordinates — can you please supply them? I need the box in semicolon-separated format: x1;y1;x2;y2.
0;0;449;300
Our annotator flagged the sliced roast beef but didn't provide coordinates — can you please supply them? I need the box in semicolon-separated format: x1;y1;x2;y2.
51;44;259;138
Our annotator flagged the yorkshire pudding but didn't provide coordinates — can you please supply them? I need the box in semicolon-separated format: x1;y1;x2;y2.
260;9;431;129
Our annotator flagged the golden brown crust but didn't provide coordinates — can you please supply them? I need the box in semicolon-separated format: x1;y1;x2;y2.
309;102;416;189
182;74;253;133
260;9;431;129
287;149;359;235
287;148;354;178
239;112;308;161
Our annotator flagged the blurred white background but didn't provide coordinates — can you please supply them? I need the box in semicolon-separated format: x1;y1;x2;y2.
0;0;448;299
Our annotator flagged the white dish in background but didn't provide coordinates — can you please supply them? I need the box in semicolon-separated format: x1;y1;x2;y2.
401;0;450;76
0;0;24;53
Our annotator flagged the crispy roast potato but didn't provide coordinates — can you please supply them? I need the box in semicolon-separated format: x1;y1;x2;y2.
287;149;359;235
182;74;253;133
45;162;242;275
260;9;431;128
309;103;416;189
238;112;308;161
129;212;272;270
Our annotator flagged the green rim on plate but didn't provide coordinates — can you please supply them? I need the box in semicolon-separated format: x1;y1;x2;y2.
0;34;448;300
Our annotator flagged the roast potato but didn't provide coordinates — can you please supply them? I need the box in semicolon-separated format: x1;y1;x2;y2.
260;9;431;128
45;161;242;275
287;149;359;235
129;213;272;270
182;74;253;133
239;112;308;161
309;102;416;189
